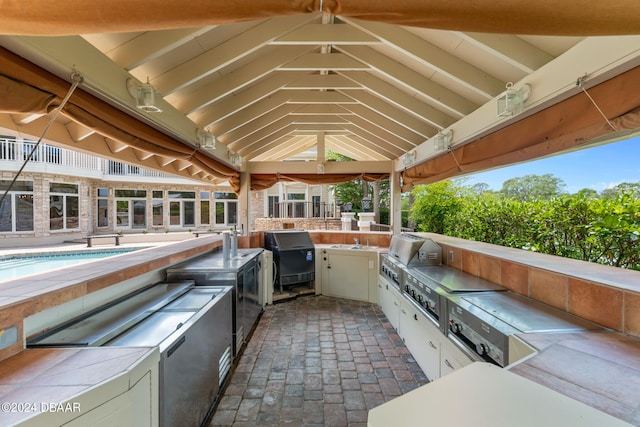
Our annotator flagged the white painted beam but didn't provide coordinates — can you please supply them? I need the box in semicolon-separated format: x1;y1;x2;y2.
279;53;369;71
151;14;318;95
271;23;380;45
341;71;456;129
343;17;504;98
89;27;215;71
338;45;476;117
173;46;312;114
456;32;556;74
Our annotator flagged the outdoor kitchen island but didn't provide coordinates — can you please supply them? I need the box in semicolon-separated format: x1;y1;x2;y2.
366;233;640;426
0;233;638;426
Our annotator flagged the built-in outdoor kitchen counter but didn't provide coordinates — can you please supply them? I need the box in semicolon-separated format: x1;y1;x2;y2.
371;232;640;426
0;236;224;426
427;232;640;426
0;232;639;425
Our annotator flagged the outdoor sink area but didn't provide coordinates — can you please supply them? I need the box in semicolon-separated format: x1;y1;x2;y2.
329;244;379;250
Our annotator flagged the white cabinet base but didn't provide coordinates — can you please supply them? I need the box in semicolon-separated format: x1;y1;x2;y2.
319;248;379;303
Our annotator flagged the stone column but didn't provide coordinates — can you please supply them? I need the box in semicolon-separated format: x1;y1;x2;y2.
341;212;356;231
357;212;375;232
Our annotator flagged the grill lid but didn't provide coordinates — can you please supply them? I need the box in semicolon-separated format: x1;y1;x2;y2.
388;233;442;266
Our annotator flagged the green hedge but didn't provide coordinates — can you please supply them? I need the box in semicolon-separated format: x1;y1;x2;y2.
410;187;640;270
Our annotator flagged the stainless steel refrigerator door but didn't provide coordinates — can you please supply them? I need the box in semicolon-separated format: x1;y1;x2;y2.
159;292;232;427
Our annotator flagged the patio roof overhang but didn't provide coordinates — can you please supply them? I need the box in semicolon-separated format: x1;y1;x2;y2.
0;1;639;192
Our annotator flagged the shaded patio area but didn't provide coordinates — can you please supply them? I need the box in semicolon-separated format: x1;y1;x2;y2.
210;295;428;426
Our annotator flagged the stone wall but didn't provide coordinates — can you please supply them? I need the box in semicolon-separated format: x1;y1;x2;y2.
254;218;342;231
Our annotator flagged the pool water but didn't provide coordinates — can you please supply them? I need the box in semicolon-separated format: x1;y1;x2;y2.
0;248;141;283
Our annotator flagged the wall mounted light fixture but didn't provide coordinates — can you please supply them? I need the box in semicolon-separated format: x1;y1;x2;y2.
197;129;216;149
403;150;416;167
227;150;242;166
433;129;453;151
497;82;531;117
126;77;163;113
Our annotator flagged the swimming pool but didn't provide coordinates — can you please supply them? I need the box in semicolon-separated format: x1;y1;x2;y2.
0;248;144;283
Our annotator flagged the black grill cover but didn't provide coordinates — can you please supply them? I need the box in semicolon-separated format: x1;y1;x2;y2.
264;230;315;289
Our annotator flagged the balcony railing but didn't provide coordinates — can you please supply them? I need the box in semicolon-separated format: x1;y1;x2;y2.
1;138;99;170
0;138;175;179
271;201;336;219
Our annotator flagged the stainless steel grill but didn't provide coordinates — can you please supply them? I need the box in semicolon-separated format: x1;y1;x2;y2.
446;291;605;367
380;233;607;370
387;232;442;267
404;265;505;333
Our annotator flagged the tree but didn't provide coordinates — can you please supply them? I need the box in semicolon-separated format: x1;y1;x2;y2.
575;188;599;198
327;151;389;223
409;180;466;234
469;182;491;195
600;182;640;199
500;174;565;201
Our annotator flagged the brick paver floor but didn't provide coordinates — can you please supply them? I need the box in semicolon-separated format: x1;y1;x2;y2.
209;295;429;427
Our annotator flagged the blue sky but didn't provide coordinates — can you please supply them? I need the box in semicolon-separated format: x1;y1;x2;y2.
464;136;640;193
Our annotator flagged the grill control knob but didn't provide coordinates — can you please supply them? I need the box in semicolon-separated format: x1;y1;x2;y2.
449;322;462;334
475;343;489;356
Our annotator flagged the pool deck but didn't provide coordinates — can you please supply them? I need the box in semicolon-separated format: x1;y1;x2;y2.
0;238;175;256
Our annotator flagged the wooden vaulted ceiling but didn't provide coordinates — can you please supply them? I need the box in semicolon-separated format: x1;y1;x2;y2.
79;13;579;163
1;4;639;187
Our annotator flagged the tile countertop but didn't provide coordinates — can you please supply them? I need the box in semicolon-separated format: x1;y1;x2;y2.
428;233;640;293
509;331;640;425
0;347;158;426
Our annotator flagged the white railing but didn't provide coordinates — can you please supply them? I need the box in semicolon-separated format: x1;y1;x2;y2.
0;138;99;169
101;159;169;178
0;137;174;179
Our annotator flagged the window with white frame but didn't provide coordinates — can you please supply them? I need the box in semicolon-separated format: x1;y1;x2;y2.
287;192;305;217
115;189;147;229
96;188;108;228
200;191;210;225
267;195;279;218
152;190;164;227
214;192;237;226
0;180;34;232
50;182;79;231
169;191;195;227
